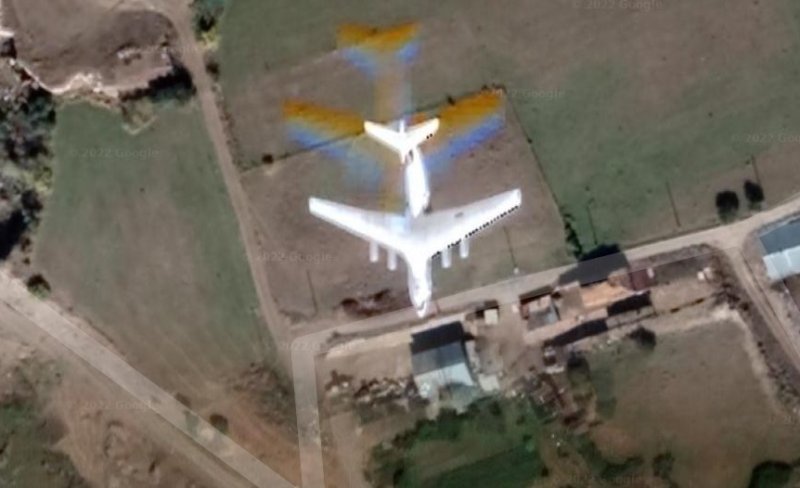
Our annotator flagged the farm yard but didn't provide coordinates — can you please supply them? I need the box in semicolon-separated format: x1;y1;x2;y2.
217;0;800;251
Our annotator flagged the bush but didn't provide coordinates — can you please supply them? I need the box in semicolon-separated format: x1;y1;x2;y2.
748;461;793;488
0;83;56;168
628;327;656;350
25;274;50;298
144;63;195;105
121;61;195;107
715;190;740;222
653;451;675;481
561;209;584;258
0;75;58;260
192;0;226;37
744;180;765;209
209;413;229;434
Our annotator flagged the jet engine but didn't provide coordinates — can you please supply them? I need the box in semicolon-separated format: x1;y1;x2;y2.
459;238;469;259
369;241;379;263
441;246;452;268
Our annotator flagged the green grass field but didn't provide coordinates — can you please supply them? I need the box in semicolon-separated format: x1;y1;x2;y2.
216;0;800;250
217;0;460;97
368;398;546;488
34;102;271;398
582;321;800;487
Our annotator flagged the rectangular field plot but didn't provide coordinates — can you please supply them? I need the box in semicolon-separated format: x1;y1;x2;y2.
224;15;492;168
35;103;271;397
584;319;800;488
241;97;570;321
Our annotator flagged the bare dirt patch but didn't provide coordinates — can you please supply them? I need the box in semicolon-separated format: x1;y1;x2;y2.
0;307;223;488
241;93;569;322
225;15;491;168
2;0;175;93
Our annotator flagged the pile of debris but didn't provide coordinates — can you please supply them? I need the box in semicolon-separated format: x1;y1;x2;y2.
353;377;421;407
326;371;426;421
340;289;410;317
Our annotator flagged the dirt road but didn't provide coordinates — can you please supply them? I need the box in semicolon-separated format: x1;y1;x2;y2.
146;0;292;368
0;270;295;488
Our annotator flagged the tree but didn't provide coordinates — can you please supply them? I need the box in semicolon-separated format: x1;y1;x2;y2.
561;209;584;259
715;190;740;222
25;273;50;298
209;413;229;434
743;180;765;210
192;0;226;37
628;326;656;350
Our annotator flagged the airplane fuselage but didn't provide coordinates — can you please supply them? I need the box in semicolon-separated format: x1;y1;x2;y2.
406;253;433;315
404;147;430;218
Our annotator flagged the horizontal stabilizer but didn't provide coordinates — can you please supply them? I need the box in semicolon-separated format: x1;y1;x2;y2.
364;118;439;157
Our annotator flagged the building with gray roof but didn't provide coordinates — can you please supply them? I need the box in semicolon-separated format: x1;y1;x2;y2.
760;219;800;281
410;322;475;399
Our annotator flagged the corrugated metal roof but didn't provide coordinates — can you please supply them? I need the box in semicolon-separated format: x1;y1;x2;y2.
414;363;475;399
760;220;800;281
410;322;464;355
412;342;467;375
760;219;800;254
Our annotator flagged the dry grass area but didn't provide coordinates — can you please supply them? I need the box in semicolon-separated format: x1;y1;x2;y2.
1;0;174;91
219;0;800;247
756;143;800;204
36;102;269;397
671;161;759;230
241;94;569;322
585;315;800;488
34;102;300;483
224;15;491;167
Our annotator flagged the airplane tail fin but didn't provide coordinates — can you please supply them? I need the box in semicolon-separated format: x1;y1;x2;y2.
364;118;439;158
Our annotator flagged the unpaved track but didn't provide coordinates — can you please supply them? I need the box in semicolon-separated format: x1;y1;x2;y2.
0;298;258;488
148;0;291;367
0;270;295;488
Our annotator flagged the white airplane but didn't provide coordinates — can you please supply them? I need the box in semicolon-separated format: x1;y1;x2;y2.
309;117;522;316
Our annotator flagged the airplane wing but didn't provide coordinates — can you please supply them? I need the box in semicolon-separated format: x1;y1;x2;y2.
415;189;522;256
308;197;408;253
